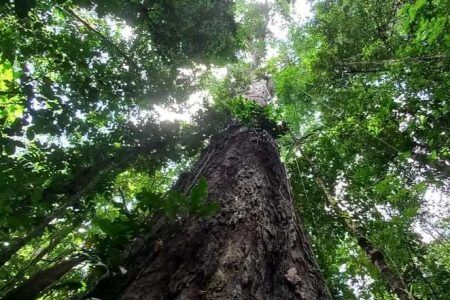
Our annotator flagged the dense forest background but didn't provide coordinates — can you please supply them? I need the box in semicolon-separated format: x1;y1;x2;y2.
0;0;449;299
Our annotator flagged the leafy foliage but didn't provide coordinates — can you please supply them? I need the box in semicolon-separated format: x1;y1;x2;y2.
0;0;235;297
137;176;219;220
0;0;449;299
272;0;450;298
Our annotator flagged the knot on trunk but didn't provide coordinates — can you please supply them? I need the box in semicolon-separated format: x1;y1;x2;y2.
284;267;302;285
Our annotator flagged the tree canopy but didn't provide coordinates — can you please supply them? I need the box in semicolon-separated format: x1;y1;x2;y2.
0;0;449;299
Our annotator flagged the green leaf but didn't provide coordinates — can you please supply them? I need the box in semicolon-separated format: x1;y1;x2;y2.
189;176;208;207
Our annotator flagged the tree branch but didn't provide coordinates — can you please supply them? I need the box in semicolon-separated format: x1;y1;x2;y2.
59;6;141;71
338;55;448;73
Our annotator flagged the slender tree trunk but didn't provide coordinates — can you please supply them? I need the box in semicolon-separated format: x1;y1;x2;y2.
0;154;131;267
411;152;450;178
297;146;417;300
2;256;85;300
0;219;82;294
0;175;99;267
356;237;417;300
89;124;330;299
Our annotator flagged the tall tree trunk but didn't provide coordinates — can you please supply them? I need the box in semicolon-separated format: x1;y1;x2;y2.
89;124;330;299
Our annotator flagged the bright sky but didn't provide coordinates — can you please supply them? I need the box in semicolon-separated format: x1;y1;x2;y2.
153;91;210;122
71;1;450;249
269;0;312;40
117;0;449;248
153;0;312;122
293;0;313;21
107;3;450;296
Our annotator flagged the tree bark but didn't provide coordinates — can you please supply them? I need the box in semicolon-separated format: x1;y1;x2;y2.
89;124;330;299
357;237;417;300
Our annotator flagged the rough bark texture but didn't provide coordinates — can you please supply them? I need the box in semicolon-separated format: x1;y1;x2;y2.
89;124;330;299
245;77;274;106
